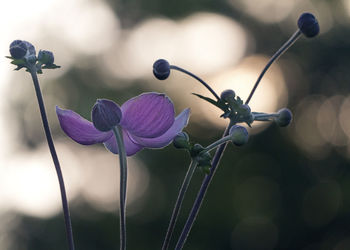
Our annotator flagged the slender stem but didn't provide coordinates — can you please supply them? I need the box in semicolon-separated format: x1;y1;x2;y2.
253;112;279;121
175;29;302;250
201;135;233;154
162;159;198;250
245;29;302;105
170;65;220;100
175;123;232;250
112;126;128;250
29;68;75;250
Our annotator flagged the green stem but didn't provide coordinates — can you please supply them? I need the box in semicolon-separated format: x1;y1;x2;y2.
201;135;233;154
29;68;75;250
112;126;128;250
162;159;198;250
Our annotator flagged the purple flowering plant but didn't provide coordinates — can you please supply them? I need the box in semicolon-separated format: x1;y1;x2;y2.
7;11;319;250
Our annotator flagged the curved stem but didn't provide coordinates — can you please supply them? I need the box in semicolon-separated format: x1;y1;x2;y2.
170;65;220;100
112;126;128;250
162;159;198;250
29;69;75;250
245;29;302;105
175;123;232;250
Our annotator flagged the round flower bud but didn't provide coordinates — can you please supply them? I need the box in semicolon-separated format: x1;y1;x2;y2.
92;99;122;132
276;108;292;127
190;143;204;157
38;50;54;65
229;125;249;146
9;40;27;59
240;104;251;115
198;152;211;166
220;89;235;102
153;59;170;80
297;13;319;38
173;132;190;149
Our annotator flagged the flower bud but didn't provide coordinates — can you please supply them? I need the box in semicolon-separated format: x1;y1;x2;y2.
173;132;190;149
38;50;54;65
239;104;251;115
92;99;122;132
220;89;235;102
297;13;319;38
229;125;249;146
9;40;27;59
153;59;170;80
190;143;204;157
275;108;292;127
198;151;211;166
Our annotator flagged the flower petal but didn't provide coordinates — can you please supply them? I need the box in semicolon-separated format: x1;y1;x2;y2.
103;129;143;156
56;106;112;145
120;92;175;138
130;108;190;148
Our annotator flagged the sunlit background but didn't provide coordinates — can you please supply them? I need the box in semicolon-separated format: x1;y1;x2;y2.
1;0;350;249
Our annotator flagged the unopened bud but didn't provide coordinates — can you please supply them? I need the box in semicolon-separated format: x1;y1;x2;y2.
92;99;122;132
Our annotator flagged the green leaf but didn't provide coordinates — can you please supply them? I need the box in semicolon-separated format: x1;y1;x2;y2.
192;93;228;112
10;58;26;66
42;63;61;69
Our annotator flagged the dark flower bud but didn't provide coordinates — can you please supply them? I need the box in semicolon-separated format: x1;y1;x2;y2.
229;125;249;146
220;89;235;102
173;132;190;149
92;99;122;132
297;13;319;38
275;108;292;127
9;40;27;59
198;152;211;166
38;50;54;65
239;104;251;115
190;143;204;157
153;59;170;80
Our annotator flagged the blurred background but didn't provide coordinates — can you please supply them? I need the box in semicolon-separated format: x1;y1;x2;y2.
1;0;350;249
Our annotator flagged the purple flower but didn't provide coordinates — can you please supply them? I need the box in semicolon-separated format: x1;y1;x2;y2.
56;92;190;156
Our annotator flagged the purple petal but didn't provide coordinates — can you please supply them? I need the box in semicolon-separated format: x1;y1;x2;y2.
56;106;112;145
130;108;190;148
120;92;175;138
103;129;143;156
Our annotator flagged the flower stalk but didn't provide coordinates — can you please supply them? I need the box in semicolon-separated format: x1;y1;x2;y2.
162;159;198;250
112;125;128;250
29;66;75;250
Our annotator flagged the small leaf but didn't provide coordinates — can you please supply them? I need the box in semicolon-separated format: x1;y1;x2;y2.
42;63;61;69
10;58;26;66
192;93;229;113
5;56;13;59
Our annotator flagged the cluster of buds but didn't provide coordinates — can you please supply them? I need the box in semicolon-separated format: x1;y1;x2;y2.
7;39;59;73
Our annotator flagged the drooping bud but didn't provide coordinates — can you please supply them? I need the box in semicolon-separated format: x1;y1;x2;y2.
9;40;27;59
298;13;319;38
173;132;190;149
275;108;292;127
153;59;170;80
220;89;235;102
92;99;122;132
229;125;249;146
38;50;54;65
